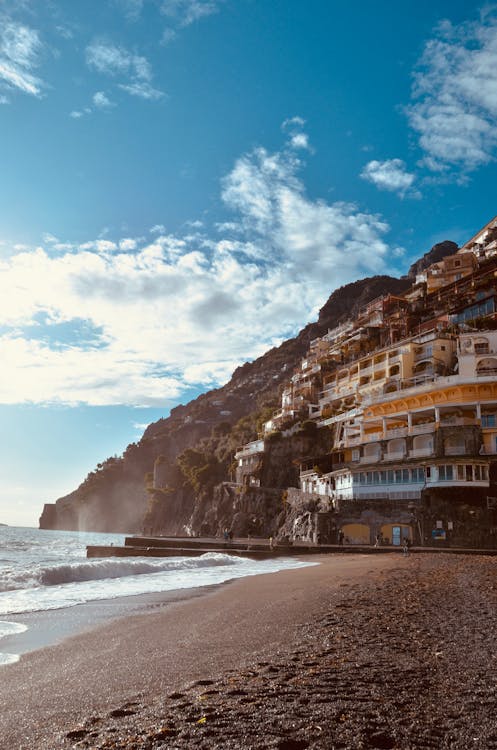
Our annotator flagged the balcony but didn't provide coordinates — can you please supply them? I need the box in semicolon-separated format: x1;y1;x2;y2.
235;440;265;459
384;426;408;439
360;453;381;464
479;446;497;455
440;417;478;427
383;451;406;462
410;423;436;436
444;446;468;456
363;431;383;442
408;447;433;458
345;436;362;447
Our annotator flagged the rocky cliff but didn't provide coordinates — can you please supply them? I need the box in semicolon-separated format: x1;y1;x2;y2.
39;271;416;533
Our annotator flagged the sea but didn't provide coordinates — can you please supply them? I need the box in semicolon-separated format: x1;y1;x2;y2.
0;526;314;666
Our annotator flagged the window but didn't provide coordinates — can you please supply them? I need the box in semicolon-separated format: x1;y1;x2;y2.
402;469;410;482
457;465;465;480
352;449;360;462
475;342;490;355
454;260;461;267
482;414;496;428
438;465;453;481
395;469;402;483
412;467;425;482
387;470;394;483
466;465;473;481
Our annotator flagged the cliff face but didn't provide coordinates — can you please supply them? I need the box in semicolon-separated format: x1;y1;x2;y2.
407;240;458;279
40;272;414;533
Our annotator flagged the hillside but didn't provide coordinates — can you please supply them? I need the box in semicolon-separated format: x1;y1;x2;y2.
39;269;421;533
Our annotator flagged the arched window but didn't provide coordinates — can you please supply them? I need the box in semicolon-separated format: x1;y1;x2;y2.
476;358;497;376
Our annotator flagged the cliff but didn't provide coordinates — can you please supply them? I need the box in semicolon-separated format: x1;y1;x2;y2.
40;271;417;533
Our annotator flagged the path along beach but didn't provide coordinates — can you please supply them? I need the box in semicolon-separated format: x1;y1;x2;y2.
0;552;496;749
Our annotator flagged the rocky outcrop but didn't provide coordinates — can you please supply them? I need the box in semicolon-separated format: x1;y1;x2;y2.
407;240;459;279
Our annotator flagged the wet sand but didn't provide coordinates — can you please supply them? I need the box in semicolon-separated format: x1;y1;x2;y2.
0;552;496;749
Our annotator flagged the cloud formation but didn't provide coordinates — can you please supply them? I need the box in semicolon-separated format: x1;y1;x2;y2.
0;21;44;97
86;39;164;100
408;11;497;174
160;0;222;27
0;126;396;407
360;158;418;197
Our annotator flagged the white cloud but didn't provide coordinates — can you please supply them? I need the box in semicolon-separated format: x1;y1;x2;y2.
119;238;138;251
160;0;221;27
360;158;418;197
93;91;114;108
0;124;396;407
0;22;44;97
407;12;497;174
118;81;164;100
86;39;164;101
86;41;132;77
133;421;150;431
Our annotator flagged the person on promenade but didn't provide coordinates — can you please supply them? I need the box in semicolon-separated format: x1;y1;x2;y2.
402;537;410;557
338;529;344;546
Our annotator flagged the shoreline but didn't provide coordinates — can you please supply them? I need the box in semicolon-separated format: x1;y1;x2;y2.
1;551;495;749
0;553;394;749
0;553;319;660
0;583;221;659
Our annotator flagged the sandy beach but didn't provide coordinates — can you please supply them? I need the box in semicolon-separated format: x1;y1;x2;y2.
0;552;496;749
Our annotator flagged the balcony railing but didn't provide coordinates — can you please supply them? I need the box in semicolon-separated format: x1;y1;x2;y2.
385;427;408;439
363;431;383;442
360;453;381;464
354;490;421;500
444;446;467;456
345;436;362;447
235;440;265;458
383;451;406;462
410;423;436;436
408;447;433;458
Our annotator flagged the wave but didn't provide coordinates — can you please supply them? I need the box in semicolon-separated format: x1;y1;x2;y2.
0;621;27;638
0;553;239;592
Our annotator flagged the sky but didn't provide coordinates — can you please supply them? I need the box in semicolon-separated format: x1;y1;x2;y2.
2;0;497;526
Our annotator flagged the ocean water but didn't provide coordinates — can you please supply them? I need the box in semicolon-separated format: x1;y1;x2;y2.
0;527;314;665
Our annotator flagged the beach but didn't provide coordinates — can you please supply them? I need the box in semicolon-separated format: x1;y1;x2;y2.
0;552;496;749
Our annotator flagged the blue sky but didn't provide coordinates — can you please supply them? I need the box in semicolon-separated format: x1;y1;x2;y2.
1;0;497;526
